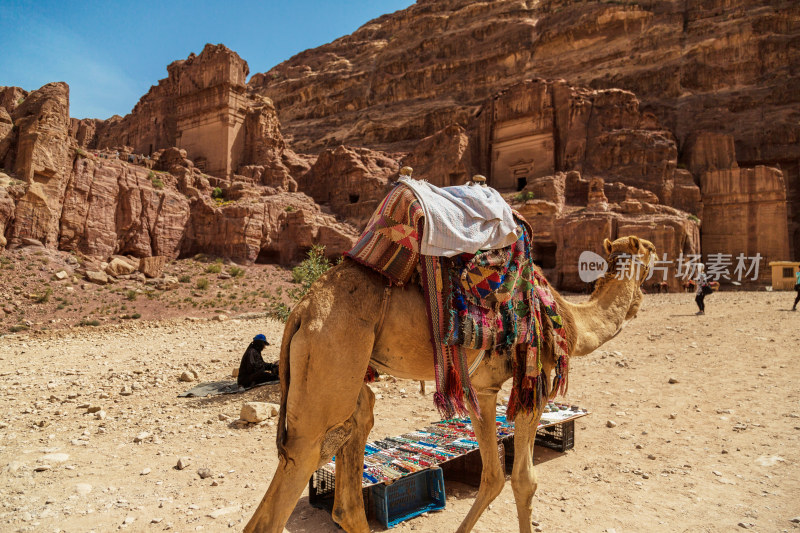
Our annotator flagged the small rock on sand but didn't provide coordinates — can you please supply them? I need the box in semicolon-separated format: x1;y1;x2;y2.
240;402;278;423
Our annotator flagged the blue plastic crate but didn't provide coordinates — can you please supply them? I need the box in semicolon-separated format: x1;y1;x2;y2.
370;468;446;528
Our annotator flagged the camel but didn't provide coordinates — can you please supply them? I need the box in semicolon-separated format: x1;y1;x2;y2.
648;280;669;294
244;235;656;533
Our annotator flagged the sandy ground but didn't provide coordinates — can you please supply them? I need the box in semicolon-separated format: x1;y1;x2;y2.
1;290;799;533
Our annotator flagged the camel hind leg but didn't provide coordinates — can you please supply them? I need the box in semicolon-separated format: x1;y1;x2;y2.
244;301;377;532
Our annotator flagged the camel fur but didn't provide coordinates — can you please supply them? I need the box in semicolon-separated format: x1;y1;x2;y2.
245;235;656;533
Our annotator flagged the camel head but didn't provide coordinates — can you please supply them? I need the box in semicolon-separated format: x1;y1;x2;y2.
601;235;657;285
596;235;657;322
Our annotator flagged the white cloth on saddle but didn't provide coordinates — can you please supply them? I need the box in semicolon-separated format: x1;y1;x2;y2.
399;177;521;257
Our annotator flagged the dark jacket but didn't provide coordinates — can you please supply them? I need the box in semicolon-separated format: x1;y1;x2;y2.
237;340;277;387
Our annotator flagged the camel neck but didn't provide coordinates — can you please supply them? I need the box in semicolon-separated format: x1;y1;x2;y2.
559;277;637;356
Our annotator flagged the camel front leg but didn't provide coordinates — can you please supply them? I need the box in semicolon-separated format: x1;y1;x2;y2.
511;409;541;533
455;389;504;533
331;383;376;533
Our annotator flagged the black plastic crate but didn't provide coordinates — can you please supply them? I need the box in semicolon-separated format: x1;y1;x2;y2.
308;467;372;517
371;467;446;528
535;419;575;452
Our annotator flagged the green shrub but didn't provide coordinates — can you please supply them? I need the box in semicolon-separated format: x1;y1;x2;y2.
34;288;52;303
196;278;209;290
179;274;192;283
211;187;224;199
229;266;244;278
206;264;222;274
269;302;292;322
125;289;138;301
687;214;701;224
131;312;141;319
270;245;332;322
10;324;29;333
512;191;535;202
152;177;165;189
284;205;296;212
291;245;330;286
79;319;101;327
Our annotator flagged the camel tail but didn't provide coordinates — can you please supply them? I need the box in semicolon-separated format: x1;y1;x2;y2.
276;308;302;463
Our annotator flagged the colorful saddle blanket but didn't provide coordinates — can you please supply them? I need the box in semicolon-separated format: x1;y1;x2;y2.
346;184;424;285
346;183;569;420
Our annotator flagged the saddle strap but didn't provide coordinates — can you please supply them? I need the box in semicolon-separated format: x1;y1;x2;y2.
374;285;393;339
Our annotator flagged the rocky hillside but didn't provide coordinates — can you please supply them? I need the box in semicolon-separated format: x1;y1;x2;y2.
251;0;799;162
1;0;796;290
250;0;799;253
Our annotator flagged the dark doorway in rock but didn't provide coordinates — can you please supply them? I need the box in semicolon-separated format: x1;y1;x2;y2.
256;249;281;264
349;194;359;204
517;177;527;191
532;242;557;269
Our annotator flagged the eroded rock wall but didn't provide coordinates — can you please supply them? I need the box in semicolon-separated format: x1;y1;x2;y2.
298;145;399;227
700;165;790;282
247;0;798;256
6;83;74;247
58;158;191;259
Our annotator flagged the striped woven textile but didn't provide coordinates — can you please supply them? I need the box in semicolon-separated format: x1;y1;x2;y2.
348;185;570;420
421;217;570;421
345;184;424;285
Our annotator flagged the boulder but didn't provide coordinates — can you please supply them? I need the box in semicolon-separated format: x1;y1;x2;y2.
139;256;168;278
240;402;278;423
105;257;136;277
85;270;109;285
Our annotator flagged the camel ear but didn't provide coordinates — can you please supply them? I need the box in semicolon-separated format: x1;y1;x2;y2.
603;238;613;255
628;236;641;252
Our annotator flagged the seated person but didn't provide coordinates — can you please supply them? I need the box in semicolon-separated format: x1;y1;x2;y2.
237;334;279;388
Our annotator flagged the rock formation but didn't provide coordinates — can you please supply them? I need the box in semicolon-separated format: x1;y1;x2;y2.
515;172;701;292
0;64;358;265
298;145;399;228
400;124;475;188
3;0;797;286
700;165;790;274
473;80;682;201
247;0;799;256
5;82;73;247
54;155;357;263
74;44;302;187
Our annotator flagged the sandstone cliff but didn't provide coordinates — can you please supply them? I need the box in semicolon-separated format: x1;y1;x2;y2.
248;0;799;255
0;79;357;265
3;1;796;286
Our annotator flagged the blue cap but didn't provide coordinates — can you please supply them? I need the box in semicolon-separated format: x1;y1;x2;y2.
253;334;267;342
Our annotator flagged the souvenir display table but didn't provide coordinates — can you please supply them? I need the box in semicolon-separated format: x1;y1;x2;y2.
309;402;589;526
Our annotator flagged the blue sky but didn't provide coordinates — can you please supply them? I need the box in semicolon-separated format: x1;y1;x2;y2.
0;0;415;120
